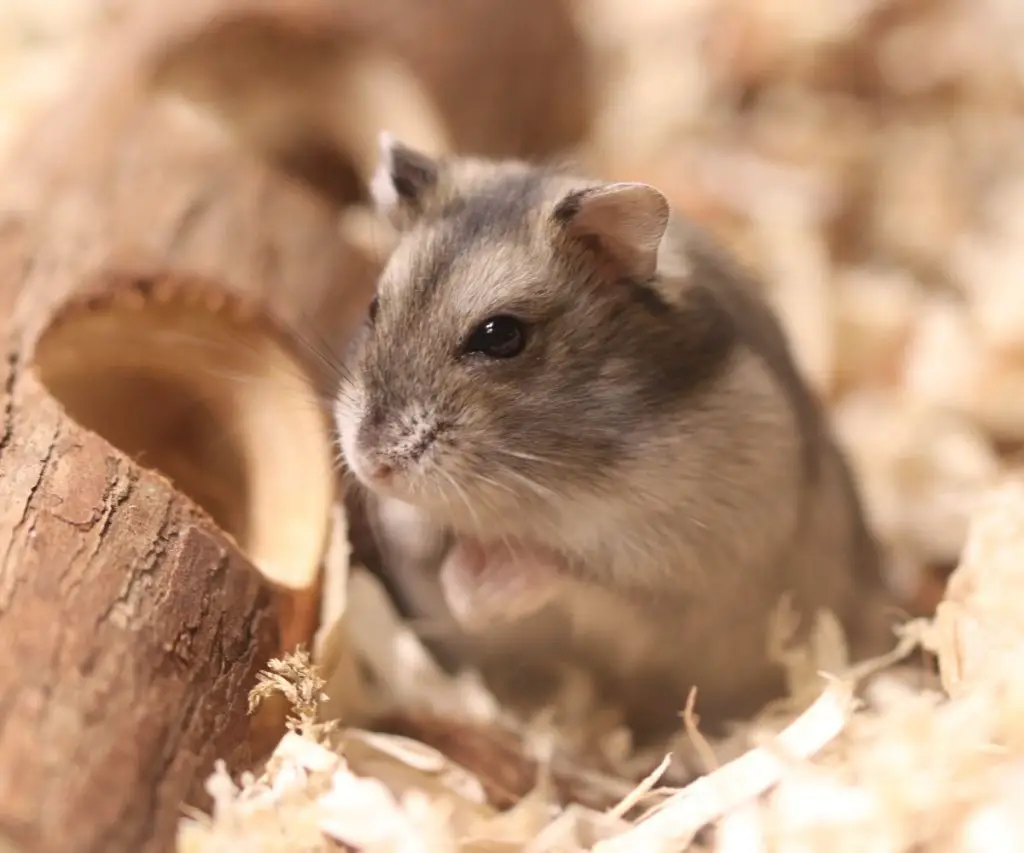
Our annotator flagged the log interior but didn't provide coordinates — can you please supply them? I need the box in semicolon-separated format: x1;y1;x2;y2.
29;287;336;595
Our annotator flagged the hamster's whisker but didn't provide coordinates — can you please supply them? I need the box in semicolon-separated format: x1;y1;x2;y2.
468;473;518;500
437;468;487;536
142;327;342;413
144;327;308;376
489;447;577;477
498;466;561;503
292;327;356;385
332;385;358;409
154;321;350;385
492;447;548;465
331;449;349;473
336;462;360;487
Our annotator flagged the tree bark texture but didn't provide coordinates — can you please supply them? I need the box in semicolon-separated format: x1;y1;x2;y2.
0;8;379;852
0;376;277;853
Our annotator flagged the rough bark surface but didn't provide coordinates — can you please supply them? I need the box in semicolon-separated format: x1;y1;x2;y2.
0;362;277;853
0;10;375;853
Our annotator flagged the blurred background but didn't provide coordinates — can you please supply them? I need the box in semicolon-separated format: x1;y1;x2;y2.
4;0;1024;619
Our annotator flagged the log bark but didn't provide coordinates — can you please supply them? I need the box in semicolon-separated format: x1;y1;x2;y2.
0;371;277;853
0;10;378;853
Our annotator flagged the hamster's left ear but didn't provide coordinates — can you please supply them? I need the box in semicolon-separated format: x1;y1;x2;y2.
370;132;441;231
552;182;670;280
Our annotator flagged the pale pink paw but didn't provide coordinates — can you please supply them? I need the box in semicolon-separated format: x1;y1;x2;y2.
438;538;563;629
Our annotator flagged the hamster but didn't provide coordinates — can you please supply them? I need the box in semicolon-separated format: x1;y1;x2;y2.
335;134;896;741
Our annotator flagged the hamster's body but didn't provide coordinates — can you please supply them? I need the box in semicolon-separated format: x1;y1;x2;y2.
336;139;894;740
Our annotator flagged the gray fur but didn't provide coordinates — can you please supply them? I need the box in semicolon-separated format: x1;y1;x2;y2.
338;143;895;741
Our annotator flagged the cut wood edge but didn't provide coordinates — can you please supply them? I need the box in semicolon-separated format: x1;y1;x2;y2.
28;268;336;652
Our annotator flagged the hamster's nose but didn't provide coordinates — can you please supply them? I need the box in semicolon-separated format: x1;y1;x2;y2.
355;412;394;483
367;460;394;481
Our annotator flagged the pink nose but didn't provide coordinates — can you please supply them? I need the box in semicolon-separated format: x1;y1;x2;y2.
367;460;394;482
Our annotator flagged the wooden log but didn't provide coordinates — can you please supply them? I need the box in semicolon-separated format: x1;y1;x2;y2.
0;12;378;853
139;0;595;197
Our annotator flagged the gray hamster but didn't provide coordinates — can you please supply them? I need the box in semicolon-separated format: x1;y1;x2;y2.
335;134;895;741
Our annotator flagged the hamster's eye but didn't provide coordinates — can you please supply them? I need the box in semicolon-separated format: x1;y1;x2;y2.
462;315;528;359
367;295;379;324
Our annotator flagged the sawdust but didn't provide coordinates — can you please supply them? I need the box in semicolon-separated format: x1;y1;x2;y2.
177;481;1024;851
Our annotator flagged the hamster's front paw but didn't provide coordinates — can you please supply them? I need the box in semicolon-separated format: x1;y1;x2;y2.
439;538;564;629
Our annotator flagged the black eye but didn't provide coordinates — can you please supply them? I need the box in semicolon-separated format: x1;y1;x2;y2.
368;295;379;324
462;315;528;359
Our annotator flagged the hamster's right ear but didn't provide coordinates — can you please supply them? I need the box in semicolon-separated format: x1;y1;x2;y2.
553;182;670;281
370;132;440;231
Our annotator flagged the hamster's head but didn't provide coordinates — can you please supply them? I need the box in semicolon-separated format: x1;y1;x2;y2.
335;134;737;535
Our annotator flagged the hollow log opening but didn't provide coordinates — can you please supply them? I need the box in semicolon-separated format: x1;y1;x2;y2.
29;280;337;598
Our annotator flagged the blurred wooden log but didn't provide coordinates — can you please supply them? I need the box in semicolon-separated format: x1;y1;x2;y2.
0;15;378;853
139;0;596;198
